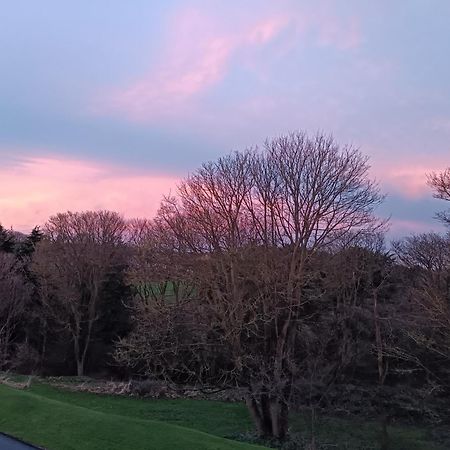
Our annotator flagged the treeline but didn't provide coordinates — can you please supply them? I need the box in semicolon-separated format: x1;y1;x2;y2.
1;132;449;440
0;213;131;377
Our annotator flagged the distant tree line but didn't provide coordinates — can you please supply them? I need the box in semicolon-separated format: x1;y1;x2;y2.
1;132;449;441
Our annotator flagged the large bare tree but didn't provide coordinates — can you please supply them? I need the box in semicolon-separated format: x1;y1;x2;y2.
33;210;127;376
117;132;384;439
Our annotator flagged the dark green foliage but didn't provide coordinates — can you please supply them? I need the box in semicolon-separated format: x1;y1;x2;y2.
33;262;133;376
0;223;15;253
15;226;43;259
9;226;46;374
87;267;132;374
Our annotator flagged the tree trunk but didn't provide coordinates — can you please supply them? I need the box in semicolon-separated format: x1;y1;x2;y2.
40;323;47;372
379;413;389;450
246;393;289;440
270;398;289;440
246;397;267;437
374;289;389;449
76;358;84;377
74;338;85;376
245;394;274;438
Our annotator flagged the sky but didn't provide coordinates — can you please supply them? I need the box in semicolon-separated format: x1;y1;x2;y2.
0;0;449;236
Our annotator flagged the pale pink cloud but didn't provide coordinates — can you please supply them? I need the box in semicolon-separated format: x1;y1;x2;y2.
371;155;449;200
93;10;289;122
246;15;289;46
0;154;178;232
381;166;432;199
93;3;362;123
314;12;362;50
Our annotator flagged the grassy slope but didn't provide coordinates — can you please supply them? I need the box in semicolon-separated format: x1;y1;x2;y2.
0;384;265;450
30;383;446;450
30;383;253;437
288;414;445;450
0;382;444;449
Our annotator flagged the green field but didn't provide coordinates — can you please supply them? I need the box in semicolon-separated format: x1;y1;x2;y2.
0;381;445;449
0;384;265;450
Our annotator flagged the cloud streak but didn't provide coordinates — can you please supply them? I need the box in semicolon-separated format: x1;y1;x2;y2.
94;3;363;123
0;148;445;240
0;154;178;232
95;11;288;121
372;158;449;200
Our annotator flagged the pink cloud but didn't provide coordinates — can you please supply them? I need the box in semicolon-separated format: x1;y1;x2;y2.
93;10;289;122
0;154;178;232
381;166;432;199
314;11;362;50
93;3;362;123
1;150;443;237
371;156;449;200
247;16;289;45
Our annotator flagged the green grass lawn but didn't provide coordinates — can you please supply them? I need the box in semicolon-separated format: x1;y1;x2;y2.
30;383;254;438
0;384;265;450
0;381;445;449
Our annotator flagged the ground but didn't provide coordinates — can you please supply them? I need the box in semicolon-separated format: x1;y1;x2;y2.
0;384;264;450
0;380;446;449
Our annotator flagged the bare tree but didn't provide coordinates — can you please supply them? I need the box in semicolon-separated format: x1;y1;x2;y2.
0;253;31;369
428;168;450;226
33;210;127;376
324;232;403;449
393;233;450;363
126;218;196;306
117;132;384;439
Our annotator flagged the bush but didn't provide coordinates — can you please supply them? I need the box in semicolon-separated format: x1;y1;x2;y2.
129;379;173;398
11;342;41;374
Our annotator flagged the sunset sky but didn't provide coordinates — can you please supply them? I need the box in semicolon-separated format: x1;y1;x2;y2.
1;0;449;236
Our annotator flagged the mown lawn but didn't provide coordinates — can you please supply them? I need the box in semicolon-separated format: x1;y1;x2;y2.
0;384;265;450
30;382;254;438
0;381;446;449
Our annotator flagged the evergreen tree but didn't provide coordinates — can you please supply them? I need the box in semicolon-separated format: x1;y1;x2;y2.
16;226;44;258
0;224;15;253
